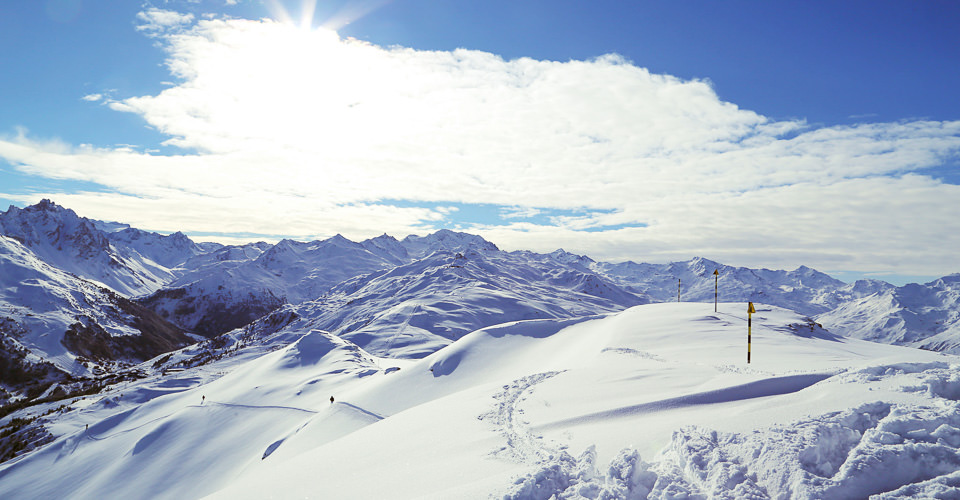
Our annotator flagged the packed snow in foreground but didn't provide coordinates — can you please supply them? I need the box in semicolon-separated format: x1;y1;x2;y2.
3;303;960;499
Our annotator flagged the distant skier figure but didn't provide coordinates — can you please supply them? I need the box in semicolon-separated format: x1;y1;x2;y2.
202;395;205;405
330;396;335;404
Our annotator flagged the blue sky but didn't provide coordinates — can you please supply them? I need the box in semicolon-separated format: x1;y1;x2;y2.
1;0;959;284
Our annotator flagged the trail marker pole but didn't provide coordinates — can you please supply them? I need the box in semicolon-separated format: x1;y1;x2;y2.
713;269;719;312
677;278;681;302
747;301;755;363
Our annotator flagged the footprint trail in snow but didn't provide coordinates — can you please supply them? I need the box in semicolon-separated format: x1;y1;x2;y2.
481;371;564;464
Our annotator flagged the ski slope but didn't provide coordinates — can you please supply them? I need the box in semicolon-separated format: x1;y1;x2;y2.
2;303;959;498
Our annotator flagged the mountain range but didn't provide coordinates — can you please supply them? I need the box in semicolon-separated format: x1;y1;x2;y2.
2;199;960;497
2;200;959;395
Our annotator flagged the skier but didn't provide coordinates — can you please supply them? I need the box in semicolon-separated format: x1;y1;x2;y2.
202;395;205;405
330;396;335;404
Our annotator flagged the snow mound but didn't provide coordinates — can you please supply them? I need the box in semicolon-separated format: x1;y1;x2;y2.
279;329;369;369
652;401;960;499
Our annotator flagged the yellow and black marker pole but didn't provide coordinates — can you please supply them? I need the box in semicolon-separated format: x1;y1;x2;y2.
747;301;755;363
713;269;719;312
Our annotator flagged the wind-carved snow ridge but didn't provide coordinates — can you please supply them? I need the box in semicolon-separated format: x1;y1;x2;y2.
646;393;960;499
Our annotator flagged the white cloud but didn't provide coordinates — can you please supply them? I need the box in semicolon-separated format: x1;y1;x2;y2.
135;8;195;34
1;14;959;276
500;206;542;219
81;93;103;102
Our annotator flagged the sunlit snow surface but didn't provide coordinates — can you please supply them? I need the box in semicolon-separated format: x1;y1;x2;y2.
3;303;960;499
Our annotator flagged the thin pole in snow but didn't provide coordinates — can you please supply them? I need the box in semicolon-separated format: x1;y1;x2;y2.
713;269;719;312
677;278;681;303
747;301;755;363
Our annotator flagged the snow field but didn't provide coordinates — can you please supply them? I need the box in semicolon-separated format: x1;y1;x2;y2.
208;303;958;498
4;302;960;499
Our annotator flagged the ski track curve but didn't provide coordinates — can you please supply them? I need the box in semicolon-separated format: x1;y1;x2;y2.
206;400;317;414
336;401;385;420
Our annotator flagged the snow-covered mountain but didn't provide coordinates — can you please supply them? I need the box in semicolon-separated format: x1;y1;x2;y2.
817;273;960;351
138;235;412;337
399;228;500;258
591;256;856;315
4;302;960;498
581;254;960;353
139;229;617;342
241;246;648;358
0;201;177;296
138;241;286;338
107;227;213;269
3;200;959;357
0;235;191;402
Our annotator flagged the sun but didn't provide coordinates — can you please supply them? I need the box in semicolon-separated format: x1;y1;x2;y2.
265;0;391;32
263;0;316;30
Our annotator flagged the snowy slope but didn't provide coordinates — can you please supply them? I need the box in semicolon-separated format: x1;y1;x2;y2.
0;328;390;498
360;233;411;265
0;235;191;386
818;274;960;353
0;201;177;296
3;303;959;499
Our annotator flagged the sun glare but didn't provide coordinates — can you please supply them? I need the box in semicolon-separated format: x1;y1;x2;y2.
264;0;316;29
298;0;317;30
265;0;389;32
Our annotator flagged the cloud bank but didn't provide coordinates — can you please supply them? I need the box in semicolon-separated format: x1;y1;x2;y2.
1;10;959;276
